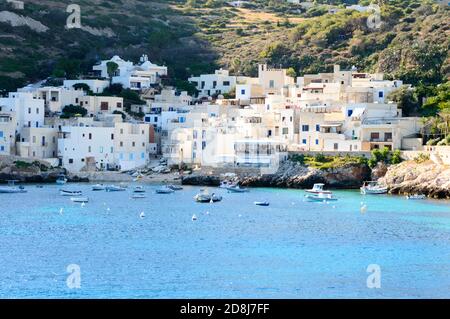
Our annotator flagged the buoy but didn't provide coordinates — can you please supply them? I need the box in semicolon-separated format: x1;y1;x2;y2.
81;202;85;207
140;212;145;219
192;214;197;221
206;211;210;215
59;208;64;215
106;207;110;212
360;204;367;214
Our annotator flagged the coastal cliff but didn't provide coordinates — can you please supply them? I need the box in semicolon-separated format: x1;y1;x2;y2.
379;161;450;199
182;160;371;189
0;156;66;183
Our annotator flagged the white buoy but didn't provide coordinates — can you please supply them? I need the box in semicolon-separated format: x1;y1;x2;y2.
206;211;210;215
192;214;197;221
107;207;110;212
81;202;85;208
360;204;367;214
140;212;145;219
59;208;64;215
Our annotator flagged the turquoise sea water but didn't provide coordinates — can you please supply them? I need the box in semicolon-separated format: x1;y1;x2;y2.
0;183;449;299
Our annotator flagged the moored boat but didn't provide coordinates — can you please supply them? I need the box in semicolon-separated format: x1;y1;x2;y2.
133;186;146;193
194;191;222;203
167;185;183;191
70;197;89;203
56;174;67;185
360;181;388;195
219;181;237;189
254;201;270;206
92;184;105;191
305;183;332;195
131;194;146;199
105;185;126;192
406;194;426;200
60;189;82;196
0;180;27;194
226;185;249;193
305;193;338;202
155;186;174;194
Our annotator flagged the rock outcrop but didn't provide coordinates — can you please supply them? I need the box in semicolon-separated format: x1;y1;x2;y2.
379;160;450;199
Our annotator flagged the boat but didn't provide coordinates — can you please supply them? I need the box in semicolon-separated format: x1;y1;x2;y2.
167;185;183;191
92;184;105;191
155;186;175;194
70;197;89;203
219;181;237;188
56;174;68;185
305;183;332;195
406;194;426;200
131;194;146;199
0;180;27;194
254;201;270;206
60;189;82;196
133;186;146;193
105;185;126;192
226;185;249;193
305;193;338;202
194;191;222;203
360;181;388;195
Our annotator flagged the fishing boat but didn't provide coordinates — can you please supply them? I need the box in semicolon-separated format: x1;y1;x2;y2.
105;185;126;192
131;194;146;199
60;189;82;196
92;184;105;191
56;174;68;185
226;185;249;193
305;193;338;202
0;180;27;194
133;186;146;193
360;181;388;195
254;201;270;206
155;186;175;194
167;185;183;191
194;191;222;203
70;197;89;203
406;194;426;200
305;183;332;195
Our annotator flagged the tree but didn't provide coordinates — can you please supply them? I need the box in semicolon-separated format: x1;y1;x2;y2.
106;62;119;84
286;67;297;78
72;83;92;95
61;104;87;118
387;85;418;116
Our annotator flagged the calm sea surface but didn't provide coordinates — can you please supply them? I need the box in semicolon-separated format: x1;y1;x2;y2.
0;183;449;298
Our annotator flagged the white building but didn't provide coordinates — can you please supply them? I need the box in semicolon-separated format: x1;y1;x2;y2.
188;69;238;98
16;126;59;160
63;79;110;94
93;55;167;91
78;96;124;116
0;110;16;155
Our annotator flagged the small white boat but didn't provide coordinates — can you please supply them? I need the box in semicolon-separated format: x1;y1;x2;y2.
254;201;270;206
133;186;146;193
360;181;388;195
131;194;146;199
0;180;27;193
406;194;426;200
56;175;68;185
70;197;89;203
226;185;249;193
60;189;82;196
194;192;222;203
305;183;332;195
167;185;183;191
105;185;126;192
305;193;338;202
155;186;174;194
92;184;105;191
219;181;237;189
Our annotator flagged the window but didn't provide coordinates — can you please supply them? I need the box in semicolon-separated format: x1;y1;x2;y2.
32;136;36;143
110;147;114;153
302;125;309;132
370;132;380;141
267;130;272;137
69;159;74;164
129;153;134;160
28;121;31;127
315;139;319;145
142;130;145;135
141;152;145;159
223;81;230;86
111;134;114;140
302;139;307;144
119;153;124;160
385;132;392;141
28;108;31;114
88;133;92;140
212;81;217;88
333;143;338;150
202;141;206;150
0;146;4;151
269;80;275;88
347;109;353;117
36;108;39;114
378;91;384;98
132;142;135;147
241;89;246;95
193;141;197;150
117;102;122;108
145;117;151;122
120;141;123;147
202;130;206;139
316;124;320;132
88;146;91;152
0;131;3;138
100;102;108;111
120;129;124;134
282;128;288;135
52;136;56;143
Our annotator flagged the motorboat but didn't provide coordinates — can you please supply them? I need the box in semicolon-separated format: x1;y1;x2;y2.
406;194;426;200
133;186;146;193
194;192;222;203
56;174;68;185
254;201;270;206
305;193;338;202
155;186;175;194
70;197;89;203
105;185;126;192
60;189;82;196
305;183;332;195
167;185;183;191
360;181;388;195
92;184;105;191
219;180;237;188
131;194;146;199
0;180;27;194
226;185;249;193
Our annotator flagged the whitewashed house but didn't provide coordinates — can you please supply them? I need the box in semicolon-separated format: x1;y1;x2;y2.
0;110;16;155
188;69;238;98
